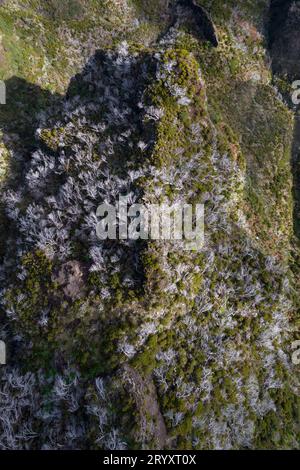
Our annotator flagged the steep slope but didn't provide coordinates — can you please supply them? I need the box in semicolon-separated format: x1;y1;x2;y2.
0;0;299;450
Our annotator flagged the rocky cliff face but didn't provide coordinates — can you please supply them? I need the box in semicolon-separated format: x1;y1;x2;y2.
0;0;299;450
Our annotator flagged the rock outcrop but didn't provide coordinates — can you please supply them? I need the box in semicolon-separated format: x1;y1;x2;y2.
175;0;218;46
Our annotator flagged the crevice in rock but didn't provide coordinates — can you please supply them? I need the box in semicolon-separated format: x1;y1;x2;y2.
160;0;218;47
268;0;300;238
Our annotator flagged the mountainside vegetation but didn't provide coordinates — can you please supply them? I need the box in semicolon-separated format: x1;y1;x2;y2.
0;0;299;450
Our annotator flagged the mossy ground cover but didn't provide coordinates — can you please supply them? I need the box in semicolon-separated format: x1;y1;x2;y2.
0;0;299;451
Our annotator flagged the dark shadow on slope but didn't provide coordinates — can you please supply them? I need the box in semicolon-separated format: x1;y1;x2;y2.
269;0;300;79
177;0;218;47
292;114;300;237
269;0;300;238
0;77;61;183
0;77;61;262
268;0;293;49
0;50;153;272
0;79;62;360
0;49;157;375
